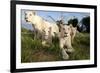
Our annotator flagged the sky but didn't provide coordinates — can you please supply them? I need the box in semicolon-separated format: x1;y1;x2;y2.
21;9;90;30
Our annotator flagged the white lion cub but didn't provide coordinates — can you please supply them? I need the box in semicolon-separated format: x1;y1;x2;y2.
59;24;74;59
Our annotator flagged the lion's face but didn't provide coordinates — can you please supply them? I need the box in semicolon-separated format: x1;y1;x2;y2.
61;25;71;37
25;11;36;22
43;27;52;40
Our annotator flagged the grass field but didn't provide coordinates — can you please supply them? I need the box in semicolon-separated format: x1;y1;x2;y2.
21;28;90;63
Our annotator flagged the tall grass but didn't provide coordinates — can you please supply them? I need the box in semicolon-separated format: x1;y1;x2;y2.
69;33;90;60
21;28;90;63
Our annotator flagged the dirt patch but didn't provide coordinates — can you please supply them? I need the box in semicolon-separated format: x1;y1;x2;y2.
30;50;61;62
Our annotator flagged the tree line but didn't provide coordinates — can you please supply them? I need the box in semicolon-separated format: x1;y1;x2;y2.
68;16;90;33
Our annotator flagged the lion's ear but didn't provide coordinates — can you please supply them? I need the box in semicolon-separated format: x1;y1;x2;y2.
32;11;36;15
69;24;73;28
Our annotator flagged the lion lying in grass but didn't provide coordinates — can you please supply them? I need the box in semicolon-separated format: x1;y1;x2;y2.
59;24;75;59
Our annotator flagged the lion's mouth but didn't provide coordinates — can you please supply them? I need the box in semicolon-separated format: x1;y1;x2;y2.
64;33;68;37
64;35;68;37
44;35;49;40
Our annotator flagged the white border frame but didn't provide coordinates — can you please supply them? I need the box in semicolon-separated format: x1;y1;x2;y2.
16;4;95;69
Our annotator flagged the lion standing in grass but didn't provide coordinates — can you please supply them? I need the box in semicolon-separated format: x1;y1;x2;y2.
24;10;75;60
25;11;59;37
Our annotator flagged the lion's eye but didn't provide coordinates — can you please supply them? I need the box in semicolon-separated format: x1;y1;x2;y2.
63;28;65;30
68;28;70;30
43;30;45;32
29;14;32;16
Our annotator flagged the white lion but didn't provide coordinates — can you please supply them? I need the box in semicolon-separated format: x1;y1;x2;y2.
25;11;59;37
59;24;75;59
70;24;77;43
24;10;75;60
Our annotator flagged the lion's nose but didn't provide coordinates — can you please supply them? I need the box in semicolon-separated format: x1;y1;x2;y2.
64;32;68;34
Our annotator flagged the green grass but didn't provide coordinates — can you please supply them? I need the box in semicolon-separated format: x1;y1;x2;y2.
21;28;90;63
69;33;90;60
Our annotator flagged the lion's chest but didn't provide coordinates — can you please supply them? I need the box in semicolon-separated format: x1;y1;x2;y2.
32;16;45;32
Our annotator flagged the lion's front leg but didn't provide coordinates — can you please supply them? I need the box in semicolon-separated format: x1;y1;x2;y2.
65;45;75;53
65;38;75;53
65;46;75;53
60;39;69;60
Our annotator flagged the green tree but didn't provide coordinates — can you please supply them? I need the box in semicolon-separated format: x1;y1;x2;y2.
82;16;90;32
68;18;78;27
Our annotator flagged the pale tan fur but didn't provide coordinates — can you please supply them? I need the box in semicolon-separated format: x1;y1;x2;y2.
69;24;77;43
25;11;59;37
59;25;74;59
